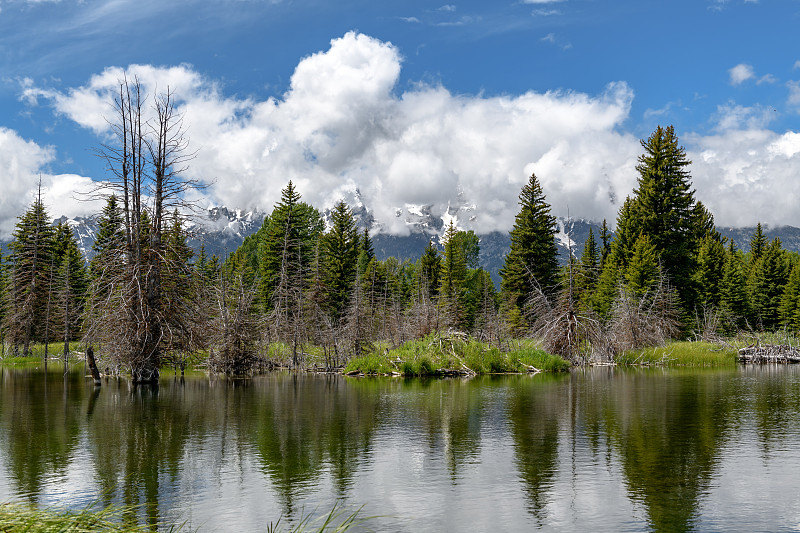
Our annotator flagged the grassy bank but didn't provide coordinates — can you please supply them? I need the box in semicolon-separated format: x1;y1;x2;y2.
616;341;738;367
345;335;570;376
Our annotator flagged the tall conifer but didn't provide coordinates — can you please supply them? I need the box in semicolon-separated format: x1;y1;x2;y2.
500;172;559;310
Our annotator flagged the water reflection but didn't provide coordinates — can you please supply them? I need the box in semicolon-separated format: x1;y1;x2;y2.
2;366;800;531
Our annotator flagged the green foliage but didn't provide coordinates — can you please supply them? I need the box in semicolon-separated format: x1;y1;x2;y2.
575;228;600;302
620;125;706;312
693;233;726;308
720;242;750;329
4;193;56;354
259;181;324;309
0;501;167;532
616;341;737;367
749;222;767;263
416;239;441;299
747;238;789;330
625;234;659;297
322;200;360;325
500;172;559;310
344;334;570;375
779;261;800;331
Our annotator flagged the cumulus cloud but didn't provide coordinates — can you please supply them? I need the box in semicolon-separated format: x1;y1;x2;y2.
688;129;800;228
27;32;642;235
712;102;775;131
0;127;100;238
729;63;755;85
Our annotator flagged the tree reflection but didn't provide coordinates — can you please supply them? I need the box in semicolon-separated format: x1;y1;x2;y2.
0;369;83;503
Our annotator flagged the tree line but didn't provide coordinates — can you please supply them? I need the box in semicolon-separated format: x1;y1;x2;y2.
1;94;797;382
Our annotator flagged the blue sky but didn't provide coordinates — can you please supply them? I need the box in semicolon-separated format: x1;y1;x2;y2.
1;0;799;237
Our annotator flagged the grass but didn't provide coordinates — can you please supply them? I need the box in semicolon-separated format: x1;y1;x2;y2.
616;340;738;367
345;334;570;376
0;502;166;533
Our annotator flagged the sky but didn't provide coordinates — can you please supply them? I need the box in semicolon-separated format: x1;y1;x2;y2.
1;0;799;238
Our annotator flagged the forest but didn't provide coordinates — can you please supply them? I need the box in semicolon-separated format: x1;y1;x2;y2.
1;84;799;384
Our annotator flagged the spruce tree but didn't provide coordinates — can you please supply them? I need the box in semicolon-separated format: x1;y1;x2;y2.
321;200;360;326
5;193;55;355
440;222;469;327
259;181;324;310
52;223;88;358
749;223;768;263
720;241;749;329
417;239;442;299
625;234;659;297
623;125;704;312
779;262;800;331
500;172;559;310
599;219;612;268
747;238;789;330
693;234;726;309
576;228;600;304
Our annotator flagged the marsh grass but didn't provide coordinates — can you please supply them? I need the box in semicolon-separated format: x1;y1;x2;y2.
267;503;370;532
345;334;570;375
617;341;738;367
0;501;176;533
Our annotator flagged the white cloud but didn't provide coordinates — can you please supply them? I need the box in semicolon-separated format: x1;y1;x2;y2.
688;129;800;228
729;63;755;85
712;102;775;131
0;128;100;238
788;80;800;109
532;9;561;16
29;32;642;235
794;60;800;70
437;5;456;12
524;0;566;3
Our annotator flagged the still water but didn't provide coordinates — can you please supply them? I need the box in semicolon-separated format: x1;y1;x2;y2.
2;365;800;531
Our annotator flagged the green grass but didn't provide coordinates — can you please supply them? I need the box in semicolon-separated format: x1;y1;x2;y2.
345;334;570;376
616;341;738;367
0;502;165;532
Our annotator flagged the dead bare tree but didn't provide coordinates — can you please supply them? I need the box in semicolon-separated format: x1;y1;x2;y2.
604;274;680;357
207;270;263;376
83;76;199;384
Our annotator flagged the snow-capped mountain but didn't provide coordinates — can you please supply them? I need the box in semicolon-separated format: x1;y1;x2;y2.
49;206;267;261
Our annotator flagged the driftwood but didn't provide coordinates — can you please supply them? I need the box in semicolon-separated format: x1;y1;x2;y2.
738;344;800;364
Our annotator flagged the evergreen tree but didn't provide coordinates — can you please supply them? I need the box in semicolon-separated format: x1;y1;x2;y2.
4;192;55;355
747;238;789;330
52;223;88;357
259;181;324;310
576;228;600;303
417;239;442;299
357;227;375;276
625;234;659;297
693;234;726;309
599;219;612;268
779;262;800;331
749;223;768;263
500;172;559;310
623;125;704;312
720;241;750;329
440;222;469;327
321;200;360;326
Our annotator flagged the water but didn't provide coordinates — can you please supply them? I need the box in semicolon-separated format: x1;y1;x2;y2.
2;365;800;531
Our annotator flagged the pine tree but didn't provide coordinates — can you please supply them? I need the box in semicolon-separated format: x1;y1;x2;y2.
4;192;55;356
500;172;559;310
321;200;360;326
747;238;789;330
440;222;469;328
694;234;726;309
417;239;441;300
576;228;600;304
259;181;324;310
623;125;704;312
52;223;88;358
720;241;750;329
779;262;800;331
625;234;659;297
749;223;768;263
600;219;612;268
357;227;375;276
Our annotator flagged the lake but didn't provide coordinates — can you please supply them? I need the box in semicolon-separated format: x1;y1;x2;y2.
2;365;800;531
